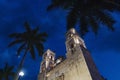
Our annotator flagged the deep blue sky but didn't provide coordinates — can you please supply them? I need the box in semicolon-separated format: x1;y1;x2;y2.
0;0;120;80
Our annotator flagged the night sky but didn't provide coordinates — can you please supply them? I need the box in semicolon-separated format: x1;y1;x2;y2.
0;0;120;80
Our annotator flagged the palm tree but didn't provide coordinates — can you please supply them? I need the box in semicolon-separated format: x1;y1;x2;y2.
0;63;15;80
8;22;47;80
47;0;120;36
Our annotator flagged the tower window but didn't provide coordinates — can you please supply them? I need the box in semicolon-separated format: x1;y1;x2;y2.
70;44;74;54
70;44;74;49
49;56;52;60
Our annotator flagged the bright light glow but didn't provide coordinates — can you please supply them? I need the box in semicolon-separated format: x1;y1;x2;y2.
19;71;24;77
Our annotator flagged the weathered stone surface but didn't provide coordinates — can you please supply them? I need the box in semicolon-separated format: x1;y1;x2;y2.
38;28;103;80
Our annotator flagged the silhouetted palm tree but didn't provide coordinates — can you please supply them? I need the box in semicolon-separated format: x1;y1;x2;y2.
8;22;47;80
0;63;15;80
47;0;120;36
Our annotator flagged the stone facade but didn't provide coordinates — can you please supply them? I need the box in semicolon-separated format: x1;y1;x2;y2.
38;28;103;80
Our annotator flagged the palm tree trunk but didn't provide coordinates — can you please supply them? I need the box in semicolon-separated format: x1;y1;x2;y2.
14;49;28;80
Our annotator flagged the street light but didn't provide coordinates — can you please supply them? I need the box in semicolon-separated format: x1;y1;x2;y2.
19;71;24;77
18;71;24;80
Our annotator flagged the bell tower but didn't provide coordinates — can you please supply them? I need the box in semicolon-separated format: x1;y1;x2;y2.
65;28;103;80
65;28;86;58
40;49;55;73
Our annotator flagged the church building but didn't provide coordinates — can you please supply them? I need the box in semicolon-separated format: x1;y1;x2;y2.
38;28;103;80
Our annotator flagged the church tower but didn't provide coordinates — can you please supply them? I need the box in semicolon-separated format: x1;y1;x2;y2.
65;28;86;58
65;28;103;80
38;49;55;80
40;49;55;73
38;28;103;80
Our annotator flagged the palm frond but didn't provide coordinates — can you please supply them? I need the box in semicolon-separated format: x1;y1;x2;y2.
95;10;115;31
32;27;39;34
8;39;24;47
47;0;66;10
29;45;35;60
39;38;47;42
24;22;31;32
17;43;26;56
9;33;21;38
88;16;99;34
0;63;14;80
79;16;89;36
103;0;120;11
38;32;48;37
67;7;78;30
47;0;119;36
35;43;44;56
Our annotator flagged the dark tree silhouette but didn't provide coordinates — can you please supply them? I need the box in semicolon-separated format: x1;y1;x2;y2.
8;22;47;80
47;0;120;36
0;63;15;80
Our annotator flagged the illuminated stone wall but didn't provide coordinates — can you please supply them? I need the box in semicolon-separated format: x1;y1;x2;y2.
38;28;103;80
44;48;93;80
